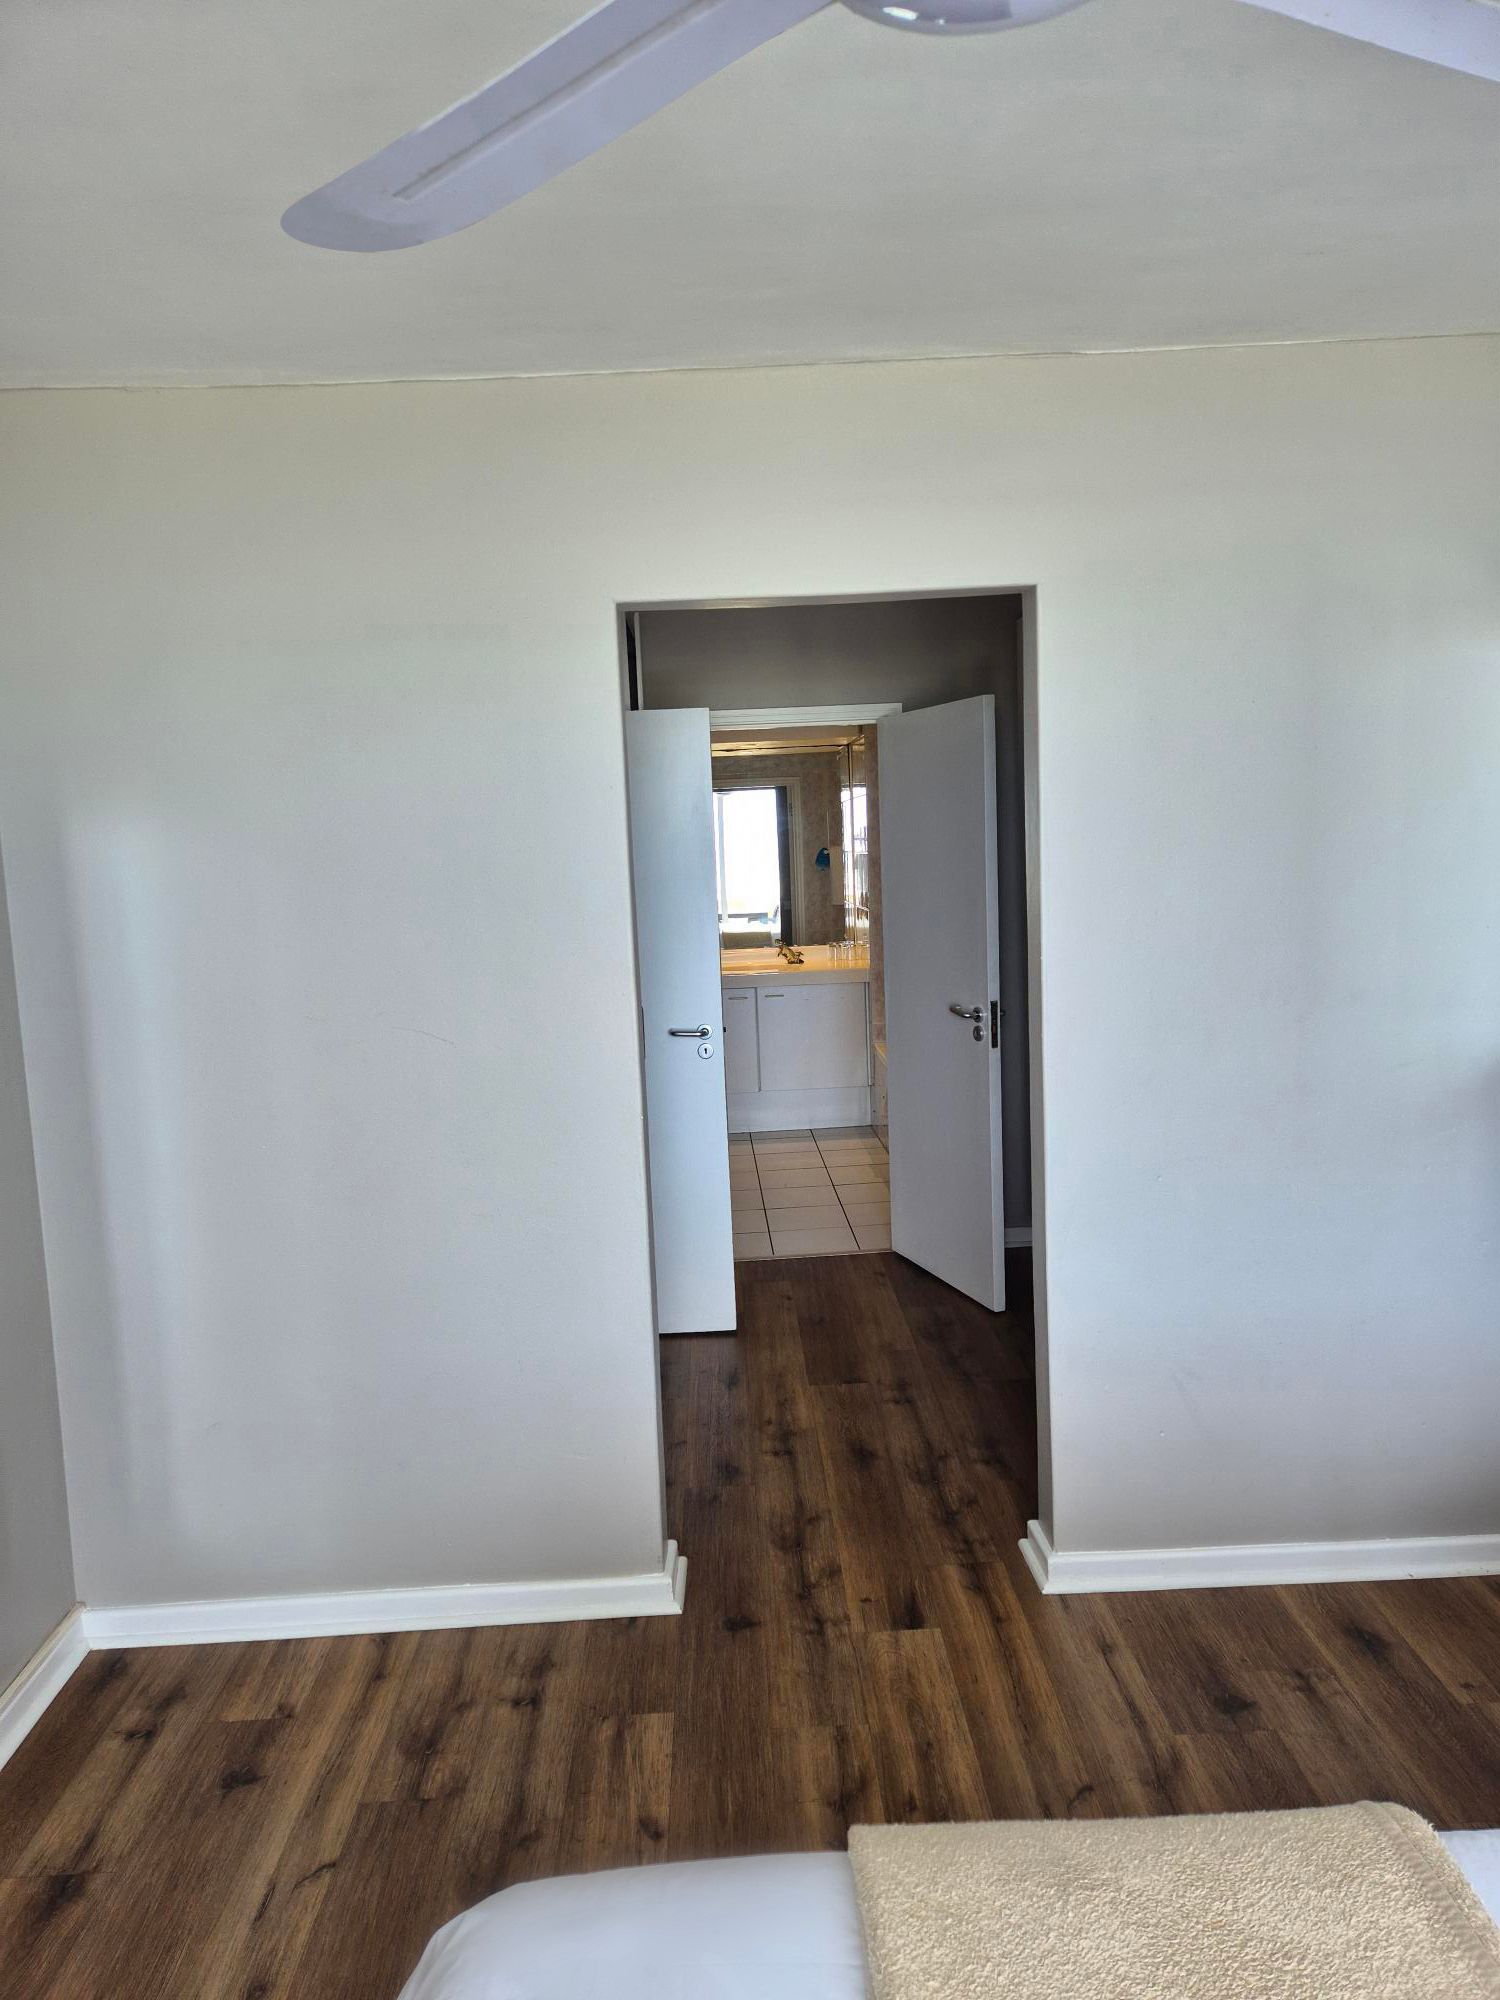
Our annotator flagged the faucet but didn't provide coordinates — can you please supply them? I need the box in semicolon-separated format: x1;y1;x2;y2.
777;942;805;965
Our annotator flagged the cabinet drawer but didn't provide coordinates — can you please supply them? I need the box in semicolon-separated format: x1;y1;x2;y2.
756;984;870;1093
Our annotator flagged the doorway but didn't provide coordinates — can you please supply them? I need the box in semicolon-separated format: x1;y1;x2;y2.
622;590;1032;1331
713;714;888;1261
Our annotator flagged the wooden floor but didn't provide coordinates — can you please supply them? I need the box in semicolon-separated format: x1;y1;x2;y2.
3;1251;1498;1997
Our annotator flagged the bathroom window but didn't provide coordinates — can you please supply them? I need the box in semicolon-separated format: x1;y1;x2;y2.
713;786;792;944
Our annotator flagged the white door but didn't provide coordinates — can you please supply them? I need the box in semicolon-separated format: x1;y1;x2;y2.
879;695;1005;1310
625;709;737;1334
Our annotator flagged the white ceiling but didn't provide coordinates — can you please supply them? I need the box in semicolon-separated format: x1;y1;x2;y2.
4;0;1498;388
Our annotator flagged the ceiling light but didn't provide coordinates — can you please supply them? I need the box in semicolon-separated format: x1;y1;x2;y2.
847;1;1095;31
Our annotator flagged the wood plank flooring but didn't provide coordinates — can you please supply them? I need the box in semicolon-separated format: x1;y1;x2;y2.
2;1250;1497;1996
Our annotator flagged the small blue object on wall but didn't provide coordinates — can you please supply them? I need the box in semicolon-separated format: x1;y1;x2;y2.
814;847;831;870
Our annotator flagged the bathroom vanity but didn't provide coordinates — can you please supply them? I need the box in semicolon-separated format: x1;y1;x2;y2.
720;947;873;1133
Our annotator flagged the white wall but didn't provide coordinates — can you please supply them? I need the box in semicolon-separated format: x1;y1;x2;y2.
0;844;75;1681
1;334;1497;1600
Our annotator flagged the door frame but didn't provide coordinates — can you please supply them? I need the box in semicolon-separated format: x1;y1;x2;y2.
616;584;1051;1545
707;702;903;729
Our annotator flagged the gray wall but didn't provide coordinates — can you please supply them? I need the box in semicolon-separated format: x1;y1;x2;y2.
643;597;1032;1230
0;845;74;1685
641;596;1020;712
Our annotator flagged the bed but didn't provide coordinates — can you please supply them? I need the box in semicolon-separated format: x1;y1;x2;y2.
398;1832;1500;1999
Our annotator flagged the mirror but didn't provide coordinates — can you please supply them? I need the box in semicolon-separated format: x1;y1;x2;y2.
712;785;791;944
710;726;868;953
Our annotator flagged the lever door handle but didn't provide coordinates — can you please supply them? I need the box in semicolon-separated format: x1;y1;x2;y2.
948;1005;984;1023
668;1025;713;1039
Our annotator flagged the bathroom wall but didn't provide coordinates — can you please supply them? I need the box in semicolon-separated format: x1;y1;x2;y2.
843;732;870;957
864;728;885;1048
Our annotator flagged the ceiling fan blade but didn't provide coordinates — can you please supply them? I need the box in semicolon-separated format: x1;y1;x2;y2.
1236;0;1500;82
283;0;832;252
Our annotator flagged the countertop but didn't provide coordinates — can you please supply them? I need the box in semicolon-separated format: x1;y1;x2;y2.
721;946;871;987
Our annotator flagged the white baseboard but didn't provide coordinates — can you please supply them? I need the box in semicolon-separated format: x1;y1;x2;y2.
82;1542;688;1650
0;1606;89;1774
1021;1519;1500;1595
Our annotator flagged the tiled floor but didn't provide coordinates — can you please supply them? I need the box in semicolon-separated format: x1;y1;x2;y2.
729;1125;891;1260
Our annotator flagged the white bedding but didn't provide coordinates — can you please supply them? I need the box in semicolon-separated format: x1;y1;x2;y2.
398;1832;1500;1999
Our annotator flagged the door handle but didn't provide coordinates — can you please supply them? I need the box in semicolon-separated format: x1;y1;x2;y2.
668;1025;713;1039
948;1005;984;1023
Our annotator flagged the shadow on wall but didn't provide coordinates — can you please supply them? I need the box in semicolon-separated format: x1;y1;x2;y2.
0;838;75;1683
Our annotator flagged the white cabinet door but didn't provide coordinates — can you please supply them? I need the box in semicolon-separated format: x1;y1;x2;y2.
757;984;870;1092
722;987;760;1095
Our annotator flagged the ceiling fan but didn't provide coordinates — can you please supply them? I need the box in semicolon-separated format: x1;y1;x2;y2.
282;0;1500;252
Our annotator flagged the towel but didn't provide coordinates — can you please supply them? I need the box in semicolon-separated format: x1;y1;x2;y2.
849;1803;1500;1997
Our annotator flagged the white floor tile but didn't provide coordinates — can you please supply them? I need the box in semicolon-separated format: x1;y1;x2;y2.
763;1186;843;1214
769;1224;859;1256
724;1125;888;1262
765;1202;848;1231
763;1182;842;1207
